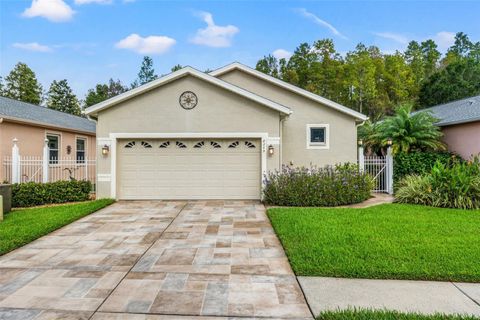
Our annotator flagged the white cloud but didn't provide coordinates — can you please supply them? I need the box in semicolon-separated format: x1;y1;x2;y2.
191;12;239;47
433;31;455;52
296;8;347;40
22;0;74;22
13;42;52;52
74;0;112;4
373;32;409;44
273;49;292;60
115;33;176;54
372;31;456;54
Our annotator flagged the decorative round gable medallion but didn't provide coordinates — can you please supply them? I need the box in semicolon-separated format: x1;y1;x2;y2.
179;91;198;110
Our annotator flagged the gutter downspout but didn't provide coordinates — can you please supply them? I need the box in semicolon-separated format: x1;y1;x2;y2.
280;115;288;167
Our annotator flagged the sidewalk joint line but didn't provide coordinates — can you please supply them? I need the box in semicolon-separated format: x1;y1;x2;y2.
451;282;480;308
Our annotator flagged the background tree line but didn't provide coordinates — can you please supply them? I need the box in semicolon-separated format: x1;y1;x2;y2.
1;32;479;119
0;56;162;116
256;32;480;119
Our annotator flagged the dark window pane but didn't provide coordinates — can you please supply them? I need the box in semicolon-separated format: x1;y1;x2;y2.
310;128;325;143
76;152;85;163
47;135;60;163
76;139;85;151
76;138;86;163
47;135;58;149
49;150;58;163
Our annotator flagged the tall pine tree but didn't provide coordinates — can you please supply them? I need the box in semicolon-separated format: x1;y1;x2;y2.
131;56;158;88
84;79;128;107
47;79;82;116
2;62;43;105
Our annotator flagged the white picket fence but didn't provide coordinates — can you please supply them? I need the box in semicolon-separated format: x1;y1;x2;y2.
2;139;96;186
3;156;96;184
358;146;393;194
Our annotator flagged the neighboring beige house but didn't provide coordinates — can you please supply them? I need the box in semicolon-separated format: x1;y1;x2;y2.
0;97;96;182
418;95;480;159
86;62;367;200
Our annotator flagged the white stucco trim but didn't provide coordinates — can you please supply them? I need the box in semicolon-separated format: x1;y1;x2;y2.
85;67;292;117
266;137;280;145
97;138;113;146
210;62;368;121
107;132;269;199
306;124;330;150
98;174;111;182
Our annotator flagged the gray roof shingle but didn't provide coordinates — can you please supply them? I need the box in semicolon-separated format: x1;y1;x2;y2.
0;97;95;134
417;95;480;126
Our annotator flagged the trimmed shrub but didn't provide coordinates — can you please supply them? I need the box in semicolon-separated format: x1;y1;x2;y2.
394;151;457;183
396;158;480;209
263;164;373;207
12;180;92;208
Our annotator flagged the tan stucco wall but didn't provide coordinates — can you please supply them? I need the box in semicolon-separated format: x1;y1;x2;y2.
217;69;358;167
0;120;95;181
95;74;282;198
441;121;480;159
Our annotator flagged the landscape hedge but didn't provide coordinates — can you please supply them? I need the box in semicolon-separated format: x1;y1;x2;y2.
263;164;373;207
394;151;457;183
12;180;92;208
395;158;480;209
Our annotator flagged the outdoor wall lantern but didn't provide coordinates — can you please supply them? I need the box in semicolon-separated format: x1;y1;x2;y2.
66;145;72;155
386;138;393;146
268;145;274;156
358;139;363;147
102;145;110;156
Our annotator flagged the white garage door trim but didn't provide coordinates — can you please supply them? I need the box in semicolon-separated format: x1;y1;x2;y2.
107;132;270;199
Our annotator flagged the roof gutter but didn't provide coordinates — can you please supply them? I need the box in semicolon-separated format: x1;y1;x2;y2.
0;115;96;135
436;117;480;127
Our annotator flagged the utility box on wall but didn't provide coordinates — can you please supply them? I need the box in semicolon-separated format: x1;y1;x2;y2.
0;184;12;214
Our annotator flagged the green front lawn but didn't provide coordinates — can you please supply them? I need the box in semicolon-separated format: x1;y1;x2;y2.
268;204;480;282
0;199;114;255
318;309;477;320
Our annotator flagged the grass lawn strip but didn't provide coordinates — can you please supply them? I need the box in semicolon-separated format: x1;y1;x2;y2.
0;199;114;255
317;309;478;320
268;204;480;282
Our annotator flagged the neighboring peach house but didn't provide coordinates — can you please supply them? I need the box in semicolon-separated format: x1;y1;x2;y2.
0;96;96;182
418;95;480;159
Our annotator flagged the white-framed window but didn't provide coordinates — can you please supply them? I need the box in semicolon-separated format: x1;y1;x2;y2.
47;134;60;163
306;124;330;149
76;137;86;163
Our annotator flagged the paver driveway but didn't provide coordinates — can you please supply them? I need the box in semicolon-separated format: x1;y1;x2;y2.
0;201;312;320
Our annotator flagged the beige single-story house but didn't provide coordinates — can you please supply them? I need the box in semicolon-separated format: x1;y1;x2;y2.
86;62;367;200
0;97;96;182
418;95;480;159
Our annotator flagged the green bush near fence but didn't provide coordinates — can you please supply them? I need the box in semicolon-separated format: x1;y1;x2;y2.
396;158;480;209
393;151;457;183
12;180;92;208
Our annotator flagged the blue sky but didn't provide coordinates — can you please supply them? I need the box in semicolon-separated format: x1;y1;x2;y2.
1;0;479;99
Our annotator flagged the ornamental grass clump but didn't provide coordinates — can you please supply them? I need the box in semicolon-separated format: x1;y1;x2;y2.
263;163;373;207
396;157;480;209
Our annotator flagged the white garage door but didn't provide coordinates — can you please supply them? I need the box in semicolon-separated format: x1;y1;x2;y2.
117;139;261;200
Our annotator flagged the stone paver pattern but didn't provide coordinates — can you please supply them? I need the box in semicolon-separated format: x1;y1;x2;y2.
0;200;312;320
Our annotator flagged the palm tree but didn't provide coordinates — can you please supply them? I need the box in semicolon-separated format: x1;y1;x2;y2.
358;120;382;155
378;103;446;153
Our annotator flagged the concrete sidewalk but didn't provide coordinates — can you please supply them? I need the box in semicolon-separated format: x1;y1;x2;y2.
298;276;480;317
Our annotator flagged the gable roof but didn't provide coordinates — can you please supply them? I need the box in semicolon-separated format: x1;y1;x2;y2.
415;95;480;126
210;62;368;121
85;66;292;117
0;96;96;134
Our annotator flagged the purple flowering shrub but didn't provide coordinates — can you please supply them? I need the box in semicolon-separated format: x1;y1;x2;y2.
263;163;373;206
